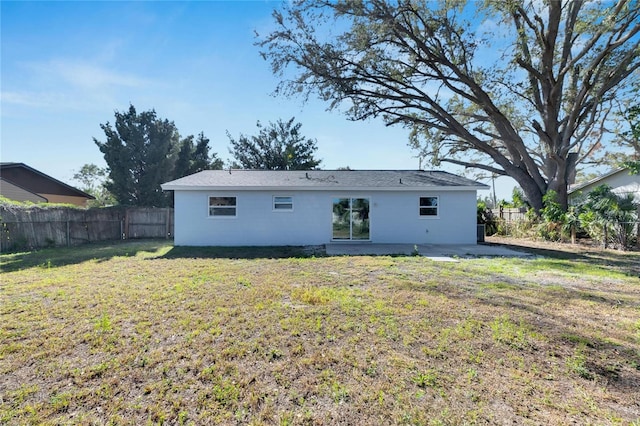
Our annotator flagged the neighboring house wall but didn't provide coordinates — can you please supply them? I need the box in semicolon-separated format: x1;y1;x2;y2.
0;178;47;203
569;169;640;204
0;163;94;207
174;189;478;246
38;194;92;207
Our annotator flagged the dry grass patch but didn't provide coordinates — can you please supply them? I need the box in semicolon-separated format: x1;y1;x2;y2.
1;240;639;425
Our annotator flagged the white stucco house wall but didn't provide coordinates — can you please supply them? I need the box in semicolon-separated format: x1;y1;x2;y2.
568;168;640;205
161;170;488;246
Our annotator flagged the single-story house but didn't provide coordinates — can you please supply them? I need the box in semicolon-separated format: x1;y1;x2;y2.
568;167;640;205
161;169;488;246
0;162;95;207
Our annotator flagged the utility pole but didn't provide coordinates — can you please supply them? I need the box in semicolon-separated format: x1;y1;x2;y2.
491;174;497;208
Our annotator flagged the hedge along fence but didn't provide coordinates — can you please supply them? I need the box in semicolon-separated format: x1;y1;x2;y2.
0;205;173;252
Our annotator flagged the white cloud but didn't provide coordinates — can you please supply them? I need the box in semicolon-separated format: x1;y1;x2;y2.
37;59;151;91
0;89;87;110
2;58;154;112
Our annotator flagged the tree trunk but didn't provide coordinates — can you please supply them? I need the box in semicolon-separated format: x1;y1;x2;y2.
637;205;640;249
547;179;569;211
515;177;544;212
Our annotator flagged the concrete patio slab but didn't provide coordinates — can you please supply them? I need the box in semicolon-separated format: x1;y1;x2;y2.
325;243;533;260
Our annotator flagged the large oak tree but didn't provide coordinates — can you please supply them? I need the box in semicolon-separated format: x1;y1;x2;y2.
259;0;640;210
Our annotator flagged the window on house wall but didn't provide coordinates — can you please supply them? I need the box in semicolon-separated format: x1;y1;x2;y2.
273;196;293;211
419;196;438;217
209;196;236;217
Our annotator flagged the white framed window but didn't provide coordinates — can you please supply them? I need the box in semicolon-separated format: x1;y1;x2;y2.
273;196;293;211
209;196;236;217
419;196;438;217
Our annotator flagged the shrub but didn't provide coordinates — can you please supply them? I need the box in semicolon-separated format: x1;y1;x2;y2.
536;191;571;241
578;185;637;250
477;201;497;235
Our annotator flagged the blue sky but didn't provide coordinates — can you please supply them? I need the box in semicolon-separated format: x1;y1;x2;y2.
1;1;509;200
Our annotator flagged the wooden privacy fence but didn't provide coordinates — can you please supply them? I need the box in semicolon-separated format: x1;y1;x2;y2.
491;207;528;222
0;206;173;252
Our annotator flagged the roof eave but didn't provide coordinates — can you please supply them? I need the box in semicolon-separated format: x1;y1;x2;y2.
161;184;488;192
1;162;96;199
568;167;629;195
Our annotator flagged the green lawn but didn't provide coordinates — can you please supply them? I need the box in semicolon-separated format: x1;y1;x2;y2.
1;240;639;425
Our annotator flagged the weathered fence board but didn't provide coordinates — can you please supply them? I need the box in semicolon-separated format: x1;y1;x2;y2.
0;206;173;252
491;207;528;222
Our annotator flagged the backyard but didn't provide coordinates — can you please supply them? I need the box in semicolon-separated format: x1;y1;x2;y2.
1;239;639;425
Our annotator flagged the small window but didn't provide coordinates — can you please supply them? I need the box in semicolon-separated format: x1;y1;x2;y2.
419;196;438;217
209;196;236;217
273;196;293;211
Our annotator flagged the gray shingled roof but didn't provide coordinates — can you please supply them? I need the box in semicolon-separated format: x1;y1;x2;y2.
162;170;488;191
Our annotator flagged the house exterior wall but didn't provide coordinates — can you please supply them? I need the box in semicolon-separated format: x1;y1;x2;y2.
173;189;478;246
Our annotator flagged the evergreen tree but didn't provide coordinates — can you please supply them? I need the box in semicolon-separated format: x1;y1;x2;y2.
94;105;178;207
228;117;321;170
174;135;195;179
173;132;224;179
192;132;224;173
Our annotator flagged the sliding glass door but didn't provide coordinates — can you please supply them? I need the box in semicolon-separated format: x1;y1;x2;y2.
332;198;370;241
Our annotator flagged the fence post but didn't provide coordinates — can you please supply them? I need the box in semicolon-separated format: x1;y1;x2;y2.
124;209;130;239
165;208;171;239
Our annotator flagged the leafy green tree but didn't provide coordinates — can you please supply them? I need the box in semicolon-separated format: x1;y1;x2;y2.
72;163;106;195
227;117;321;170
94;105;179;207
621;104;640;174
174;136;195;180
174;132;224;178
607;102;640;171
95;106;223;205
72;163;116;207
259;0;640;211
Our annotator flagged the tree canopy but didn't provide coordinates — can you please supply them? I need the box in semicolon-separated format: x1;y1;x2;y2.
227;117;321;170
175;132;224;179
259;0;640;211
72;163;115;207
94;105;221;207
620;104;640;173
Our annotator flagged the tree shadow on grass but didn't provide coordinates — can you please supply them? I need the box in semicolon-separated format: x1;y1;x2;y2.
0;239;170;273
423;255;640;393
159;245;325;260
485;241;640;278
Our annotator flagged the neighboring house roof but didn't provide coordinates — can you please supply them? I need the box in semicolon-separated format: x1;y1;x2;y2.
568;167;640;203
0;162;95;200
568;168;628;194
0;177;48;203
162;170;489;191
